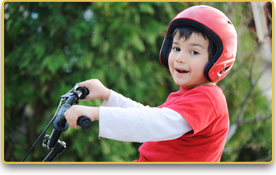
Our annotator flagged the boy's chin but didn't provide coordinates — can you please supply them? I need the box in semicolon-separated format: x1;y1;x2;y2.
173;80;204;88
173;80;189;87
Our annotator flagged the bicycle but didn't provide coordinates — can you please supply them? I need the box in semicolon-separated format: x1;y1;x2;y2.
22;83;92;162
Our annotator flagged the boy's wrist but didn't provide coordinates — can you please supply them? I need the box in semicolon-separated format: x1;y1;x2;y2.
103;88;111;101
94;107;100;121
88;106;100;121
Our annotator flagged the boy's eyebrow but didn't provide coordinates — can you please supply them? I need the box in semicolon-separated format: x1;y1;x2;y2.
172;41;205;49
190;43;205;48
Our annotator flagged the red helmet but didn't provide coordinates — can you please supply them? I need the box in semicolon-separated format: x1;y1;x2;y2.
159;5;237;82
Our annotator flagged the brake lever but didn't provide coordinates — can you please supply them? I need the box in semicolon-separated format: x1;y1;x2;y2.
60;83;79;100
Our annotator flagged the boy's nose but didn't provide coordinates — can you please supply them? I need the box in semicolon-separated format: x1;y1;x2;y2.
175;53;186;64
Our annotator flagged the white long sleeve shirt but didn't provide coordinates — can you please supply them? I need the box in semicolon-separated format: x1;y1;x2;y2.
99;90;192;143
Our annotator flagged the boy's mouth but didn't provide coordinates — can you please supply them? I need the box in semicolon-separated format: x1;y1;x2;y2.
176;68;189;74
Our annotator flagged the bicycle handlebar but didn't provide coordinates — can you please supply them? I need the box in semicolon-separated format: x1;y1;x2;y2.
47;86;92;150
22;85;93;162
56;115;92;130
74;87;92;129
77;116;92;129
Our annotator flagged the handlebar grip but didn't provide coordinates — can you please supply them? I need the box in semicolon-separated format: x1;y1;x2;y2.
76;87;89;100
77;116;92;129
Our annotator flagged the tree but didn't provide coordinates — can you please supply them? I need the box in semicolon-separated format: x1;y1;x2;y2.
214;2;272;162
3;2;272;162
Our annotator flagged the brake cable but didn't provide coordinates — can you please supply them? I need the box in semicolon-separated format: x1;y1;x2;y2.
22;99;63;162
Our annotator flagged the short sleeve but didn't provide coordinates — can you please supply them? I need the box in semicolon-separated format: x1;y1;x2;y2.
164;92;217;135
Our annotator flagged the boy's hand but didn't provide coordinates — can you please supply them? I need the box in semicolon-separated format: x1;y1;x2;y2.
64;105;99;129
78;79;110;101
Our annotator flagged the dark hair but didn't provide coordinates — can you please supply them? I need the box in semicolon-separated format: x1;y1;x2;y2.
172;27;216;60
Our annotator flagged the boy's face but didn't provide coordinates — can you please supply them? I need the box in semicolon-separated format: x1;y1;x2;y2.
168;32;212;88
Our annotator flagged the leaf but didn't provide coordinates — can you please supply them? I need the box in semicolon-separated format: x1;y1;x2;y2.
139;3;155;15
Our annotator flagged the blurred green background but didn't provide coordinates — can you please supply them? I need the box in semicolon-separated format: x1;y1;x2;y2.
3;2;273;162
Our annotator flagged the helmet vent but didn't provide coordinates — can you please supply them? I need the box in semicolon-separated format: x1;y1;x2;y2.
219;65;231;74
227;20;232;25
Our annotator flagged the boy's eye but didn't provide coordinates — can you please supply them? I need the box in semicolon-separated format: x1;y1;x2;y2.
172;47;180;51
191;50;199;55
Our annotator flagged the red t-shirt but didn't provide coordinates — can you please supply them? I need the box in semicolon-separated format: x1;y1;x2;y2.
137;85;229;162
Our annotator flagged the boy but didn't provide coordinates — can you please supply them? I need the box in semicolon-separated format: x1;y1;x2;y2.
64;5;237;162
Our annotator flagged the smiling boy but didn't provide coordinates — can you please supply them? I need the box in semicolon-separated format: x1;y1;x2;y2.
64;5;237;162
169;27;216;88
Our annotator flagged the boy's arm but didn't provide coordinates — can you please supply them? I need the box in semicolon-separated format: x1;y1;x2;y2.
99;106;192;142
78;79;146;108
101;90;148;108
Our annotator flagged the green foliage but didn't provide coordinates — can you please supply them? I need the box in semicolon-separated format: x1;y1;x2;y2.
4;2;272;162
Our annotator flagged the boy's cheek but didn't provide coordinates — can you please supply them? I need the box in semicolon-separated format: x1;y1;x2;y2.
168;55;174;67
168;61;174;73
